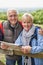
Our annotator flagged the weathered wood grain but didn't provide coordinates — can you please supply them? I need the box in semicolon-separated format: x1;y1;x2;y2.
0;41;43;58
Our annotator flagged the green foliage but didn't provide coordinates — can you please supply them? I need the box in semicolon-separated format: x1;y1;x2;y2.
31;9;43;24
0;9;43;24
0;12;7;20
18;13;23;20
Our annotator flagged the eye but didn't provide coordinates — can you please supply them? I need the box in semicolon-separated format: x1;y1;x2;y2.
28;21;31;23
9;15;12;17
23;21;26;23
9;15;17;17
24;22;26;23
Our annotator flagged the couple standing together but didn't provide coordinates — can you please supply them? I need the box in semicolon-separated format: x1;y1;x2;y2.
0;9;43;65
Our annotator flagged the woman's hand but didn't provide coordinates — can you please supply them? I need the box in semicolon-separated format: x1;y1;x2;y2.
21;46;32;54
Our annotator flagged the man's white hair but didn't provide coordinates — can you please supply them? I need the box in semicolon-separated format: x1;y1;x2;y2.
22;13;34;21
7;8;19;16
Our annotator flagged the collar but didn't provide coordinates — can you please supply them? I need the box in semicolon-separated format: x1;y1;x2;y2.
8;20;19;29
22;25;36;38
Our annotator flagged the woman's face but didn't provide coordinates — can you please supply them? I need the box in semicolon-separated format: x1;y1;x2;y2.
22;16;33;32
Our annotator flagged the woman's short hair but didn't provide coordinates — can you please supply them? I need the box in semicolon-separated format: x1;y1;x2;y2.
22;13;34;22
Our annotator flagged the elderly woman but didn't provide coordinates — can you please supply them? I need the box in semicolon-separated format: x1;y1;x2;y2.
15;13;43;65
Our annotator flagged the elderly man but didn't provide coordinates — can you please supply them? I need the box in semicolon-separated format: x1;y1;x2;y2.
1;9;23;65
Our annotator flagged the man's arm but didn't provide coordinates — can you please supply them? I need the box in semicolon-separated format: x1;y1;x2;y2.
39;28;43;35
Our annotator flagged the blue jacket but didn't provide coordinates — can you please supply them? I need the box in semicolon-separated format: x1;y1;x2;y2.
15;28;43;65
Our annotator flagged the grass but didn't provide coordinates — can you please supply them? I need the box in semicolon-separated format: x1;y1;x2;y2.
0;53;17;65
0;54;6;65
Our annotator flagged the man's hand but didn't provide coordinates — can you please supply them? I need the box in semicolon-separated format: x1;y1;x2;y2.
39;29;43;35
1;43;9;50
21;46;32;54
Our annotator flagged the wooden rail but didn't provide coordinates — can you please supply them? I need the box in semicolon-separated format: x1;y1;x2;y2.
0;41;43;58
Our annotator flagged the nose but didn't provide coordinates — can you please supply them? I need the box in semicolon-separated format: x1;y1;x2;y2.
11;15;15;20
26;23;28;26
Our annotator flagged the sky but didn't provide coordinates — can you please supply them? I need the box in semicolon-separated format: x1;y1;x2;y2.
0;0;43;8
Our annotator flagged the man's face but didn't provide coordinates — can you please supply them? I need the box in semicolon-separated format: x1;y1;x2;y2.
22;16;33;32
7;10;18;25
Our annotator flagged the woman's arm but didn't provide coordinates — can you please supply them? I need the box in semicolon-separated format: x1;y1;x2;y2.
30;31;43;54
15;32;22;46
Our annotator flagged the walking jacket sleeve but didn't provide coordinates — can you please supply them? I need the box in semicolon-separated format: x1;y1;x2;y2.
15;32;22;46
30;29;43;54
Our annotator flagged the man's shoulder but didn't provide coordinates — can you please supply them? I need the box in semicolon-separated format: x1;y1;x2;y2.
2;20;9;28
17;21;23;30
0;22;3;32
0;22;2;28
18;21;23;27
3;20;8;24
2;20;9;25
